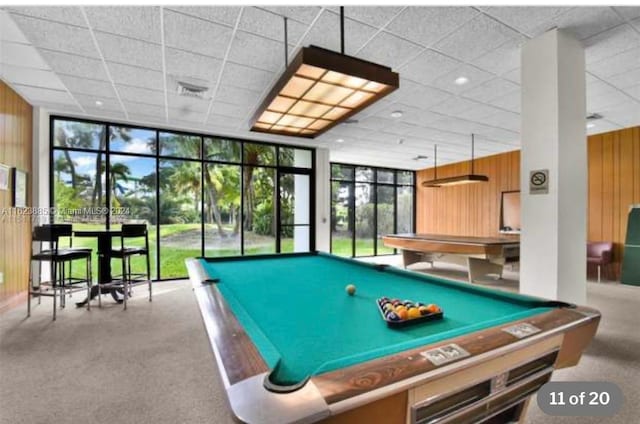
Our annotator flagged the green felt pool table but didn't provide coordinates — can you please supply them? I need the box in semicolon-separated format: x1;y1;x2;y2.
187;252;599;424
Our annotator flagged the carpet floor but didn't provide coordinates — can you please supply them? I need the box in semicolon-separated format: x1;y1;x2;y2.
1;258;638;424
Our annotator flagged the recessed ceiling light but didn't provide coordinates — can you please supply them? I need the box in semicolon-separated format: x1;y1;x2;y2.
397;138;404;145
95;100;103;107
390;110;403;118
587;123;595;129
454;76;469;86
336;138;344;143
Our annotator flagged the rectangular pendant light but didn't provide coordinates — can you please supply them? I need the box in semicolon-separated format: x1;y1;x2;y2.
422;136;489;188
250;46;399;138
422;174;489;187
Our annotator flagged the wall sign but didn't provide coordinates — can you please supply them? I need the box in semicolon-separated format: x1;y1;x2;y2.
529;169;549;195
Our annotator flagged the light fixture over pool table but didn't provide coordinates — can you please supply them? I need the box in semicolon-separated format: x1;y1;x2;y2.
250;8;399;138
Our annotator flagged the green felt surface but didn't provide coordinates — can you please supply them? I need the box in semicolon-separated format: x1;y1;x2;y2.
200;253;552;386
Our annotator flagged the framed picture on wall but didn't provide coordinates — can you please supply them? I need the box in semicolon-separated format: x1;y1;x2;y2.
12;168;27;208
0;163;9;191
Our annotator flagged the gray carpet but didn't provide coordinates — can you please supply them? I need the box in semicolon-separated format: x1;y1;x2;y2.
1;260;638;424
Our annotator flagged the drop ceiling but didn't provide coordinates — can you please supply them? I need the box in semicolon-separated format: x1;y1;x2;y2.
1;6;639;170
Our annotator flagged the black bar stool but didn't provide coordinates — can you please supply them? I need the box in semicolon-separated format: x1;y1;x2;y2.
27;224;93;320
106;224;152;310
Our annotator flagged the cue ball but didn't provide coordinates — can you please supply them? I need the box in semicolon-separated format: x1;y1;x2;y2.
346;284;356;295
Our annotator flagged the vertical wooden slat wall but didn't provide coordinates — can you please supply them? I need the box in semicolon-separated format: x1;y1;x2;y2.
0;80;33;313
416;127;640;279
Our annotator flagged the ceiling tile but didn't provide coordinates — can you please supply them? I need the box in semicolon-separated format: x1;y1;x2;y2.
626;83;640;101
207;113;244;129
219;62;274;92
461;77;519;103
163;9;233;59
587;47;640;78
343;6;402;27
0;41;50;69
481;110;521;132
394;79;452;109
107;62;164;90
6;6;86;27
166;93;210;113
464;103;509;121
127;112;167;125
74;93;122;112
613;7;640;21
357;31;422;68
607;67;640;89
169;108;206;123
0;10;29;43
429;64;494;94
210;101;252;119
480;6;570;36
543;7;624;40
632;17;640;32
471;36;526;75
0;63;66;90
501;68;521;84
13;84;77;105
165;48;222;83
59;74;117;98
260;7;322;25
356;116;397;131
239;7;307;44
227;30;285;72
85;6;161;43
584;24;640;64
165;6;241;27
488;90;521;113
431;96;485;117
39;49;109;80
10;14;97;57
300;10;377;56
116;85;165;106
387;7;478;47
83;107;126;120
123;100;165;116
400;49;463;86
94;32;162;70
37;101;83;114
433;14;520;62
215;85;261;107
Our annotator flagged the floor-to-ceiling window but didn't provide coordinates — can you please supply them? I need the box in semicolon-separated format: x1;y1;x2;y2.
51;117;314;279
330;163;415;257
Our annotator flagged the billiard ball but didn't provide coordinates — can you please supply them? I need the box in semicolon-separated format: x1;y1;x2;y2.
418;306;430;315
346;284;356;295
426;304;440;313
386;312;401;321
408;308;421;319
397;309;409;320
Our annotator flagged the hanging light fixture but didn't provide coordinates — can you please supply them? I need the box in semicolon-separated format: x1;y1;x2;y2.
422;134;489;187
250;7;399;138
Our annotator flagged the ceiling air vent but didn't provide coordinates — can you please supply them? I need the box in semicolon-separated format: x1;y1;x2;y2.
177;81;209;99
586;113;603;121
413;155;429;161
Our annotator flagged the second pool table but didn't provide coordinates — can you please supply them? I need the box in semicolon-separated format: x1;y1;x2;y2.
187;252;599;424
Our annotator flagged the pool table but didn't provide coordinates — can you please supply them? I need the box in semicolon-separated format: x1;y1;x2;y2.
382;233;520;284
186;252;599;424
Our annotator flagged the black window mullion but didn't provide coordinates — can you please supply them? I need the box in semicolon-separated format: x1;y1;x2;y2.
200;136;205;257
105;124;111;230
155;130;161;280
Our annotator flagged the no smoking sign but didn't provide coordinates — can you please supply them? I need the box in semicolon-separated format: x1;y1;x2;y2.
529;169;549;194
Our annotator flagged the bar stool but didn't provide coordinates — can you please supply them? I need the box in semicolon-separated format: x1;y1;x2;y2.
105;224;152;310
27;224;93;320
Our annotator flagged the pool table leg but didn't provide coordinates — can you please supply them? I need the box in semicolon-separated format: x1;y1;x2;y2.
402;250;426;268
467;257;505;284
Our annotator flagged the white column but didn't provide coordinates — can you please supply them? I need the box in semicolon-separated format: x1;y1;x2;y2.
520;29;587;304
293;149;310;252
314;148;331;252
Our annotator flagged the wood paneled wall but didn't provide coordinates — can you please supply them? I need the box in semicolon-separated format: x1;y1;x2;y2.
416;150;521;238
0;80;33;313
587;127;640;277
416;127;640;278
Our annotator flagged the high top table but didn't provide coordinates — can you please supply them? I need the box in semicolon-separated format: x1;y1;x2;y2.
74;229;122;285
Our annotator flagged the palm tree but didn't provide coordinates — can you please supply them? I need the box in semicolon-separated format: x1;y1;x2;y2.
109;162;131;207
